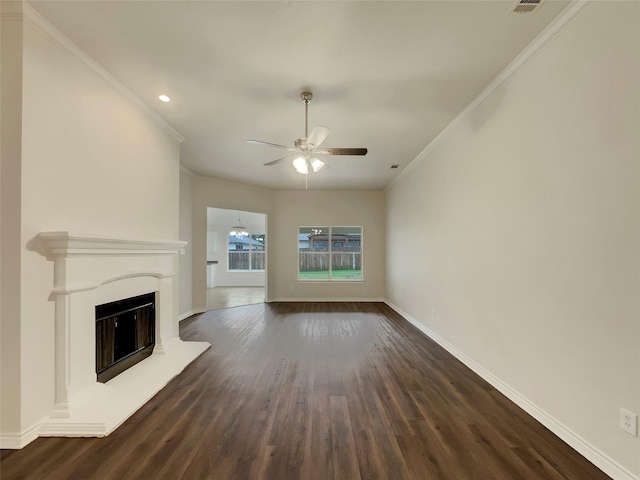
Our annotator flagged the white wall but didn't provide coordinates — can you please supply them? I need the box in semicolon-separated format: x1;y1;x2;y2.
2;12;182;443
271;190;385;301
1;1;25;438
179;167;194;318
386;2;639;478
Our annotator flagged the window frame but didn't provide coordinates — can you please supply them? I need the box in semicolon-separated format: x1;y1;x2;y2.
227;232;266;272
297;226;363;282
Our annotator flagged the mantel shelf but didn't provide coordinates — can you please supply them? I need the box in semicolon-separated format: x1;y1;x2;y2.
37;231;187;257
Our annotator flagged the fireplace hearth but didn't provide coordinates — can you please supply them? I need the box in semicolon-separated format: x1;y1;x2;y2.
96;292;156;383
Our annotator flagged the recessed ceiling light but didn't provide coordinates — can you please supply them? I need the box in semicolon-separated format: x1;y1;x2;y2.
158;94;171;103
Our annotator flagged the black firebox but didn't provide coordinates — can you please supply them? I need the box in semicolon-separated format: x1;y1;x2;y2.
95;292;155;383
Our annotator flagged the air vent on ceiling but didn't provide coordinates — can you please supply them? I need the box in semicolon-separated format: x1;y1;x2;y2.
511;0;542;14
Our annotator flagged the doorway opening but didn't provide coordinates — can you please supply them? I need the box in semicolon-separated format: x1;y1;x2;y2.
206;208;266;310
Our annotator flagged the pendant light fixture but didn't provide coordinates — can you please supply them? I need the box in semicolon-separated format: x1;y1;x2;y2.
230;213;248;238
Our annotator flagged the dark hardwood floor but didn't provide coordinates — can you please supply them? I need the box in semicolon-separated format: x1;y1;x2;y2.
1;302;610;480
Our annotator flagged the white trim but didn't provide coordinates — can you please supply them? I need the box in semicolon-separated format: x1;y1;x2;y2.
180;307;208;320
269;297;385;303
384;301;639;480
296;280;365;283
37;231;187;257
21;4;184;143
387;0;593;191
178;309;196;321
0;423;40;450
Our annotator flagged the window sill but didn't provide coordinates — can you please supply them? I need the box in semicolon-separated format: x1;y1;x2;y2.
297;279;365;283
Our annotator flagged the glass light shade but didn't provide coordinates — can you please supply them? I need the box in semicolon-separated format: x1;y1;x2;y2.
311;158;325;172
293;156;308;174
293;156;324;175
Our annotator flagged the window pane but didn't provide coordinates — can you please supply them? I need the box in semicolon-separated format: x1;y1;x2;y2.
299;227;329;279
331;227;362;279
228;234;250;270
251;234;266;251
250;234;265;270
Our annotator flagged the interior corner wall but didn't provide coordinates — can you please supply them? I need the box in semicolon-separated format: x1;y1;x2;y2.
11;18;182;440
191;176;275;312
385;2;639;477
271;190;385;301
179;167;194;317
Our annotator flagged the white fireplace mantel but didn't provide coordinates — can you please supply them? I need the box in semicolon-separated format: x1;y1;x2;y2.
38;231;188;256
36;231;210;438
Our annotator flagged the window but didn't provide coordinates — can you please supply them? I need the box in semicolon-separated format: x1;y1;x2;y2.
298;226;362;280
228;233;266;271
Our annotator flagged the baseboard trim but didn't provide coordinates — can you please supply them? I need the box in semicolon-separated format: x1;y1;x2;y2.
178;308;207;322
0;423;40;449
385;301;639;480
268;297;385;303
178;309;195;321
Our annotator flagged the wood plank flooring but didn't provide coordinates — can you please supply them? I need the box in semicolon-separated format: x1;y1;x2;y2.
1;302;611;480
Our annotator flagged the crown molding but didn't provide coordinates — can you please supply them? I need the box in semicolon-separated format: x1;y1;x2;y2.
387;0;593;191
21;3;185;143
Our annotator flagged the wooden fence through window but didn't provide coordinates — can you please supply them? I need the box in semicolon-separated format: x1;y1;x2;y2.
228;252;265;270
299;252;361;272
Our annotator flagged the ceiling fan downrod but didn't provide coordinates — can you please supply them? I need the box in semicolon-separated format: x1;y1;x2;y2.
301;92;312;141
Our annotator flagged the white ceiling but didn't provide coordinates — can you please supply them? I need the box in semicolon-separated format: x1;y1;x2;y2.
29;0;571;191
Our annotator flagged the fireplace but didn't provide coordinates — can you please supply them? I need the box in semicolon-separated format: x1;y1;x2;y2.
35;232;211;439
96;292;156;383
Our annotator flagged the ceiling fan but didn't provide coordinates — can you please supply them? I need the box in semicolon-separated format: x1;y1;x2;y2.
247;92;367;175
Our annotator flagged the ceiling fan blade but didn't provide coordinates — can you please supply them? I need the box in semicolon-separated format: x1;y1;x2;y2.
247;140;298;152
263;156;290;166
306;126;331;149
316;147;368;156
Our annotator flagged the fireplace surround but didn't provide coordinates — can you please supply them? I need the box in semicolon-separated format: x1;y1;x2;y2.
36;232;210;437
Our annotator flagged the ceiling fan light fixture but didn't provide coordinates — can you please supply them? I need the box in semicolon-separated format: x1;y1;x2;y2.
293;156;324;175
293;156;309;174
250;91;367;180
311;157;325;173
